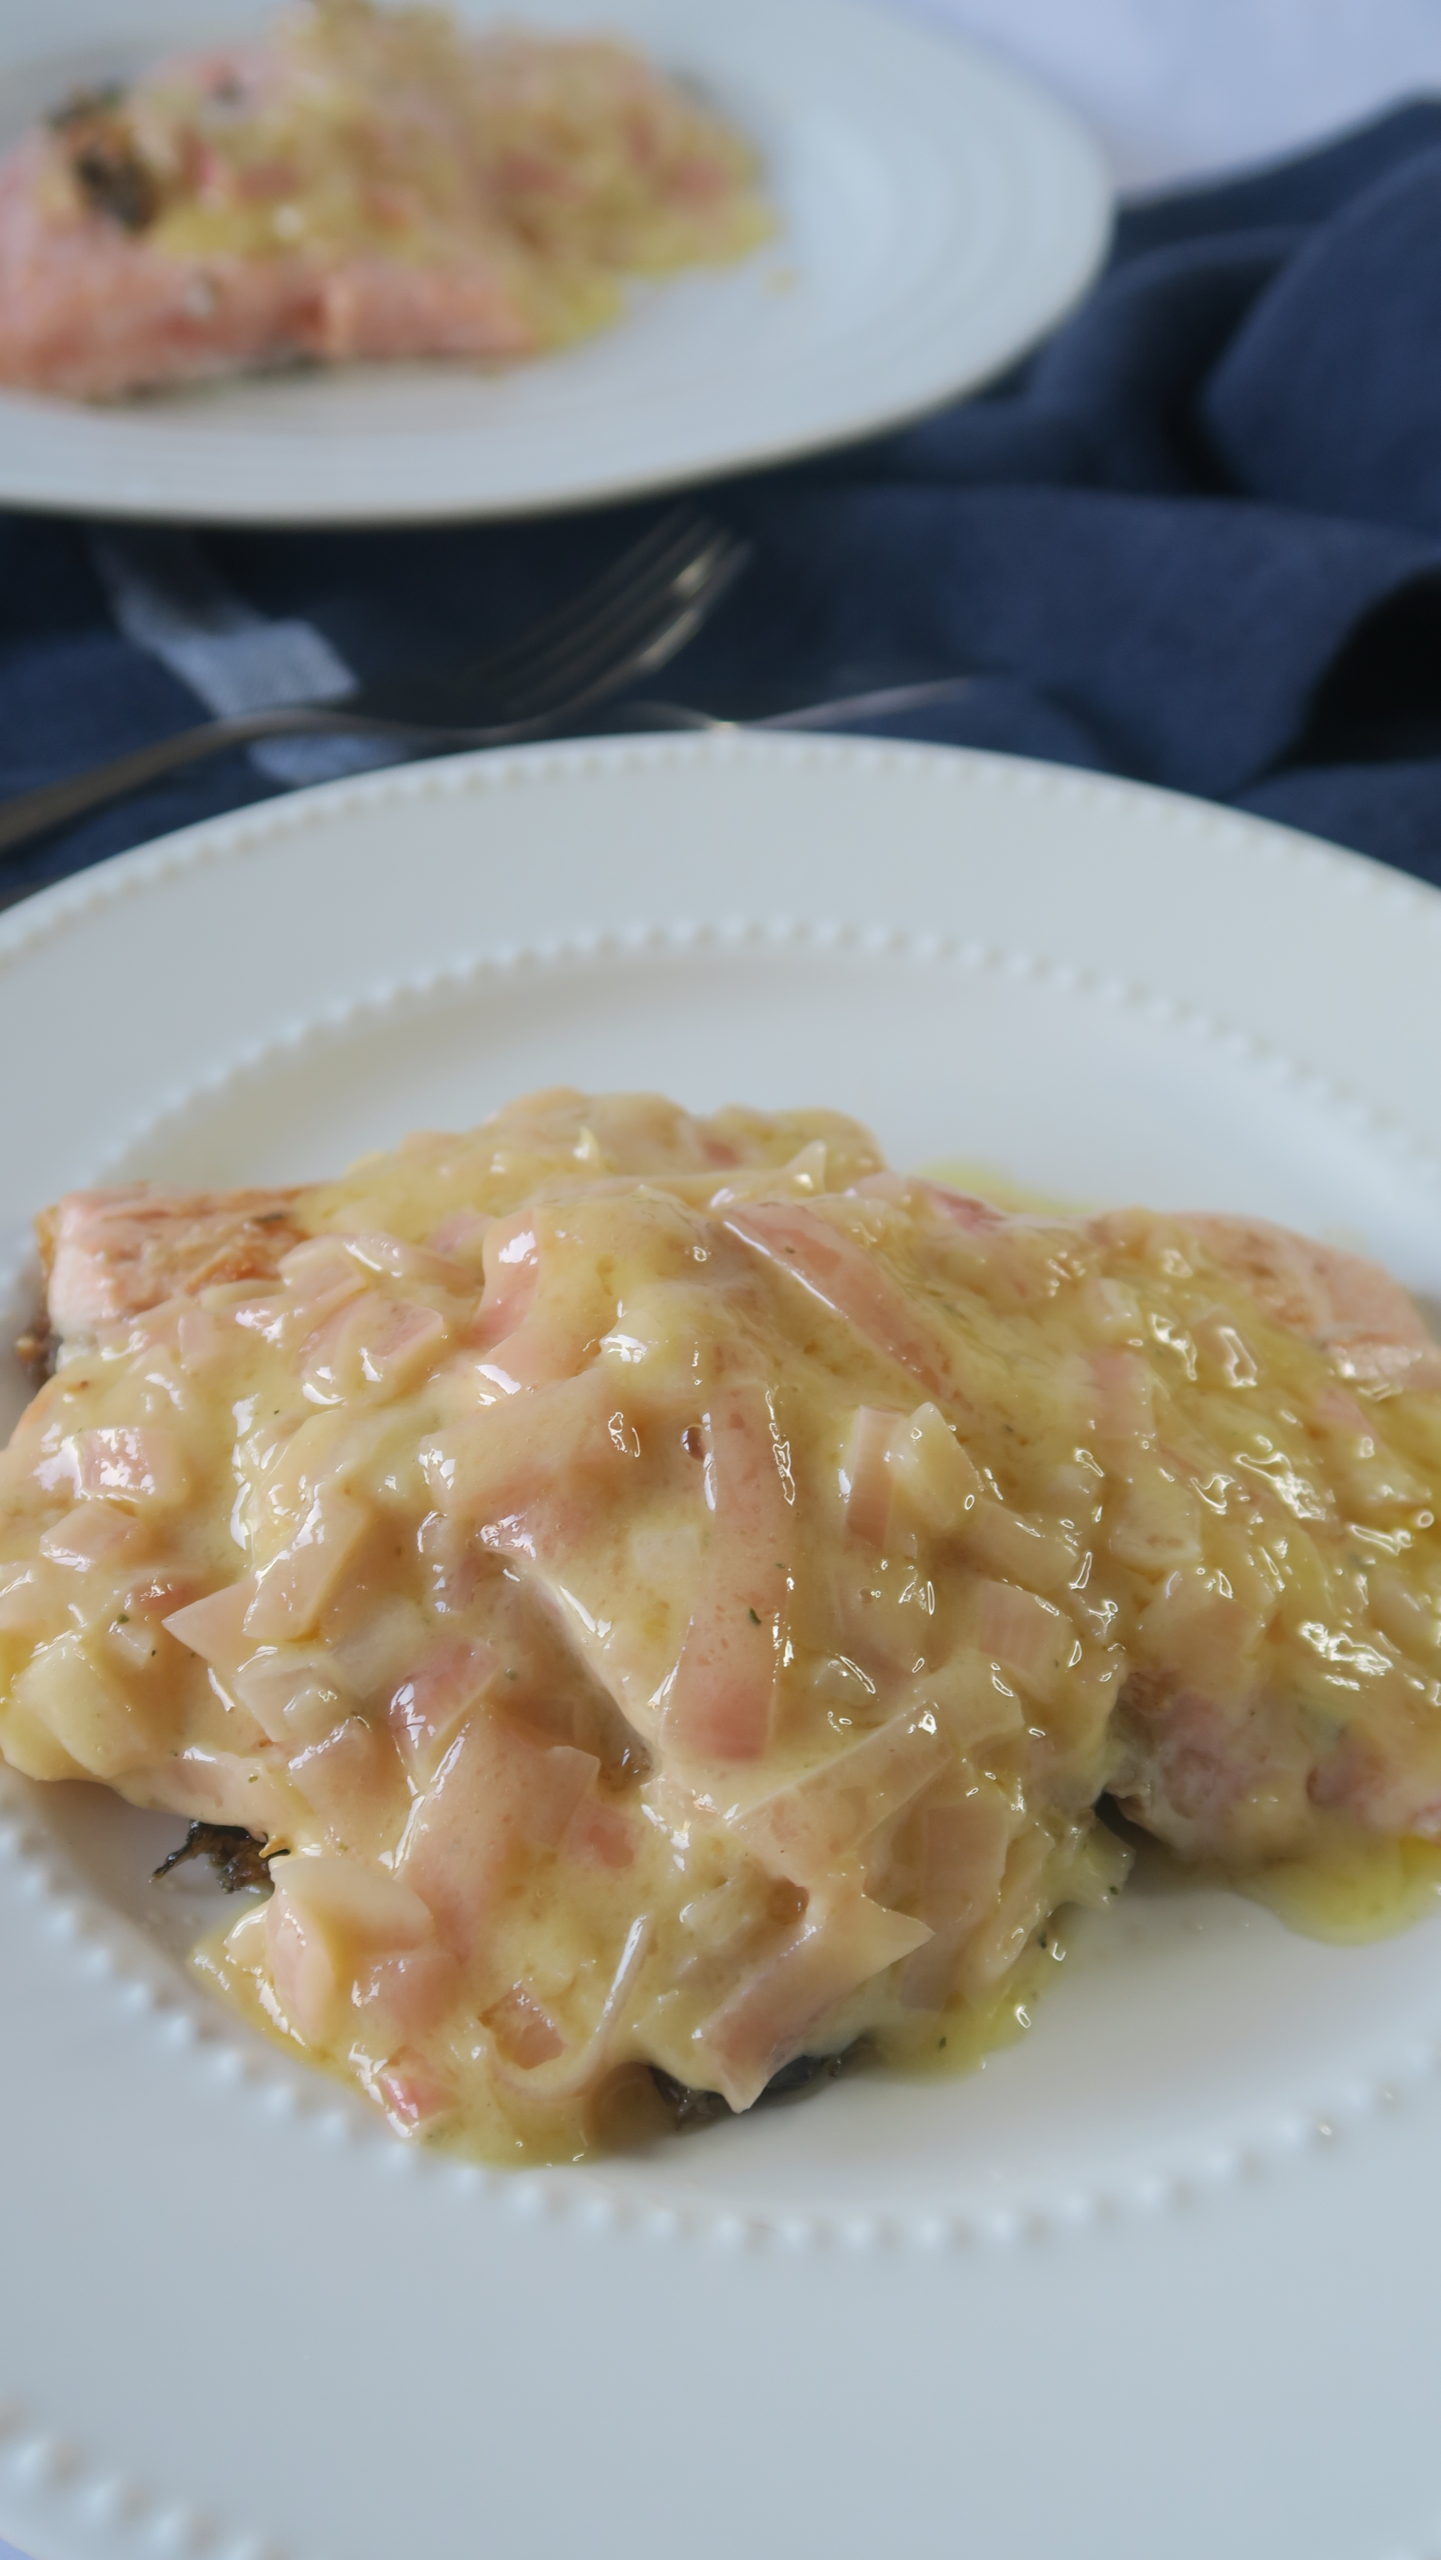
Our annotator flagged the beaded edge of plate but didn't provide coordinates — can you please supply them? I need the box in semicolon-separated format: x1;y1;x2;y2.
2;746;1441;2560
0;914;1437;2250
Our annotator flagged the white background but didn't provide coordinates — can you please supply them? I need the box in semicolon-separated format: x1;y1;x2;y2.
905;0;1440;183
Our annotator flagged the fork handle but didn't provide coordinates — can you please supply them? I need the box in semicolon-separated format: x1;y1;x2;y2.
0;704;457;858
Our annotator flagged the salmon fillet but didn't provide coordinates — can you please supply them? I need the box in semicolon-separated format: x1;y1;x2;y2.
5;1094;1441;2158
34;1163;1441;1878
38;1186;308;1338
0;1;770;401
1104;1211;1441;1862
0;133;543;400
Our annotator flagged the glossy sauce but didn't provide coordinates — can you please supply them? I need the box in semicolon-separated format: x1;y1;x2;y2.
933;1160;1441;1950
1;1090;1439;2159
1233;1827;1441;1943
50;2;771;345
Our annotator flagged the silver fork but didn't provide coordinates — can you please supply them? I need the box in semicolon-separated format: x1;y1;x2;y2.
0;506;748;860
0;670;980;916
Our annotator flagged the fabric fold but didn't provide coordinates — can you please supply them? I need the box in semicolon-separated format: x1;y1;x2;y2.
1204;147;1441;535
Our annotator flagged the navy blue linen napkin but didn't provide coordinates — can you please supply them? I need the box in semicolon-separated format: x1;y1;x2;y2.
8;97;1441;894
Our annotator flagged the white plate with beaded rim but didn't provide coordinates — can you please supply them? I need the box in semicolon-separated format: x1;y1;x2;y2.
0;0;1110;524
2;735;1441;2560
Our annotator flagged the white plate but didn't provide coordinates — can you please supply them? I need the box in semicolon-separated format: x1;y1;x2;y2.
0;0;1109;523
2;736;1441;2560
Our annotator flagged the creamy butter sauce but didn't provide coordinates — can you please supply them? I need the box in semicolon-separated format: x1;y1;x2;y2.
921;1159;1085;1219
1233;1828;1441;1945
50;1;771;346
933;1161;1441;1954
2;1089;1441;2161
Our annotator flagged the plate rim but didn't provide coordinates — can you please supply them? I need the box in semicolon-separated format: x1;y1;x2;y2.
3;735;1441;2560
4;727;1436;956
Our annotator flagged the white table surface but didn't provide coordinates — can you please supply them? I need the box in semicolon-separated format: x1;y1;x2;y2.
1;4;1436;2557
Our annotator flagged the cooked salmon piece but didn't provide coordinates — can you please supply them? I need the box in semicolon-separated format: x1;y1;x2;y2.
1101;1211;1441;1862
1184;1213;1441;1393
39;1186;308;1339
3;1093;1440;2162
0;1;770;401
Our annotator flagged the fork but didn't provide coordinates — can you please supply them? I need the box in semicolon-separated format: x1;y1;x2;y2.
0;674;981;912
0;506;748;859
